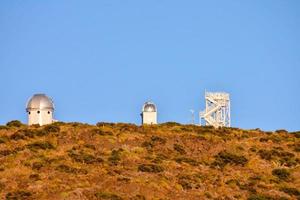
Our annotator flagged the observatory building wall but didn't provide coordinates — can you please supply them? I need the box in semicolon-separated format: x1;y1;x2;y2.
142;112;157;125
28;109;53;126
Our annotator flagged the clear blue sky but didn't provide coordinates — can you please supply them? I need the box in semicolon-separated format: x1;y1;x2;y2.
0;1;299;131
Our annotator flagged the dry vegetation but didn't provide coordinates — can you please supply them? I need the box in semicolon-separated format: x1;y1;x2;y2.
0;121;299;200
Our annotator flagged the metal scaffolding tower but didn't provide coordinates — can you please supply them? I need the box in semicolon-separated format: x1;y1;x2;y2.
200;92;230;127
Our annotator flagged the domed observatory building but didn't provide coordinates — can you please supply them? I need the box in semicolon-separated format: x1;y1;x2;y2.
141;101;157;125
26;94;55;126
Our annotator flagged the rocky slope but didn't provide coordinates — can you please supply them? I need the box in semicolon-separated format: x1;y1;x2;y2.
0;121;299;200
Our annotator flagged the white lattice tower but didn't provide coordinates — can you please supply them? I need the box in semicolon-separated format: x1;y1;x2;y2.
200;92;230;127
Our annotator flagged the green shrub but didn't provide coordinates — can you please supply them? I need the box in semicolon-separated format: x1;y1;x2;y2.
0;125;8;130
150;136;166;144
0;182;5;191
275;129;288;134
6;190;32;200
247;194;274;200
258;149;278;160
293;143;300;152
175;157;198;166
95;192;123;200
116;123;140;132
138;164;164;173
68;150;103;164
55;164;87;174
91;128;113;136
6;120;24;128
259;138;269;142
84;144;96;150
130;194;146;200
249;147;257;152
280;187;300;196
152;153;168;164
290;131;300;138
258;149;298;166
117;177;130;182
159;122;181;127
108;149;123;166
29;174;41;181
174;144;186;154
96;122;115;127
272;168;290;181
31;162;44;170
212;151;248;168
43;124;60;133
52;121;65;126
0;149;17;156
10;132;26;140
177;174;203;190
141;141;154;151
26;141;55;151
21;129;36;138
0;136;8;144
141;136;166;151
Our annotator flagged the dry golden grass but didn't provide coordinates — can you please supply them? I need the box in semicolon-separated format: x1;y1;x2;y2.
0;122;299;200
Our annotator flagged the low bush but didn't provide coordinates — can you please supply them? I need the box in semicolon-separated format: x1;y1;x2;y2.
138;164;164;173
141;141;154;151
0;149;17;157
10;128;55;140
6;120;24;128
258;149;292;160
212;151;248;168
95;192;123;200
68;150;103;164
10;132;26;140
152;153;168;164
130;194;146;200
259;138;269;142
175;157;198;166
174;144;186;154
21;129;36;138
293;143;300;152
150;136;166;144
141;136;166;151
31;162;44;170
159;122;181;127
55;164;87;174
0;125;8;130
26;141;55;151
247;194;274;200
84;144;96;150
108;149;123;166
0;136;8;144
280;187;300;196
290;131;300;138
258;149;297;166
6;190;32;200
272;168;290;181
43;124;60;133
237;182;257;193
116;123;140;132
275;129;288;134
91;128;113;136
96;122;115;127
177;174;203;190
29;174;41;181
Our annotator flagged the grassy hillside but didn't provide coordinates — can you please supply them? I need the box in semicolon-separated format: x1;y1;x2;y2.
0;121;299;200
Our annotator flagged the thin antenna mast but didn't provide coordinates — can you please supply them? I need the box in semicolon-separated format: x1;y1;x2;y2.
190;109;195;125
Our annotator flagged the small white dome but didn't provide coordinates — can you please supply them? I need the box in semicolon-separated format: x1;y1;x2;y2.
26;94;54;111
143;101;156;112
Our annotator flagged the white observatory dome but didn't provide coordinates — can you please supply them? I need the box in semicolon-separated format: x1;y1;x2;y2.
143;102;156;112
26;94;54;111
